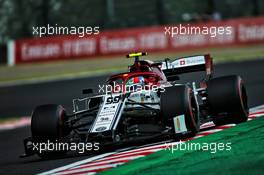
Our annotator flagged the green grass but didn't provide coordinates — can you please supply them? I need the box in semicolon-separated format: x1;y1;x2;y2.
100;117;264;175
0;44;264;85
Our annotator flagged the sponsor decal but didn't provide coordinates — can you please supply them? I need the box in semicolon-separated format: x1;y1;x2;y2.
173;114;187;133
180;60;186;65
95;126;107;132
90;94;122;133
172;56;205;68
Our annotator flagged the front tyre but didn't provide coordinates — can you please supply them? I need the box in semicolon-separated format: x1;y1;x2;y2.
31;104;69;157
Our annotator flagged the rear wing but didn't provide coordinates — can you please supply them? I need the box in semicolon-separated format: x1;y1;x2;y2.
160;54;213;80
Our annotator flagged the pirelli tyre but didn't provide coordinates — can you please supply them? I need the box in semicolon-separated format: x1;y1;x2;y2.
31;104;69;157
207;75;249;125
160;85;200;136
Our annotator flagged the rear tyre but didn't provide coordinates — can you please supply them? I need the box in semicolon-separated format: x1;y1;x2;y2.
207;75;248;125
160;85;200;136
31;104;69;158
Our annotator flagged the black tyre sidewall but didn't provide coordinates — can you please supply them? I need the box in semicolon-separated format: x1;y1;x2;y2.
31;104;68;157
31;104;67;142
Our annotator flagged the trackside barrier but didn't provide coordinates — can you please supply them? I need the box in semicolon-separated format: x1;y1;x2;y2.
7;16;264;66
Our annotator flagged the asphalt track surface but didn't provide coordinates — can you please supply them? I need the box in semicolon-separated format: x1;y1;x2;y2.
0;59;264;175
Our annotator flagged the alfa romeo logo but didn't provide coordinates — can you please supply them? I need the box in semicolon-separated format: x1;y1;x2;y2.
95;126;107;131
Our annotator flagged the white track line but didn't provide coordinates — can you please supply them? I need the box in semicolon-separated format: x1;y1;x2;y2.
38;152;116;175
249;104;264;112
58;163;124;175
96;149;161;160
75;172;96;175
72;148;162;169
59;155;146;175
69;157;131;170
192;135;204;139
200;121;215;129
199;128;223;134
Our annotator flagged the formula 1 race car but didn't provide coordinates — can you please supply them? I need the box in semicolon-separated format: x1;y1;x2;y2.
21;52;248;158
